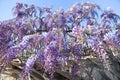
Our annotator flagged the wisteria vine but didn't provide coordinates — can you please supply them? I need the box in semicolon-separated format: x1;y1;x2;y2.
0;1;120;80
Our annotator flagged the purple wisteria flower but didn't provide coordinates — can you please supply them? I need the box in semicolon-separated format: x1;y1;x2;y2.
0;1;120;80
44;41;59;74
1;35;36;72
21;55;38;80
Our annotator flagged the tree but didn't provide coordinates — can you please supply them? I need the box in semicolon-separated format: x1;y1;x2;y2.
0;1;120;80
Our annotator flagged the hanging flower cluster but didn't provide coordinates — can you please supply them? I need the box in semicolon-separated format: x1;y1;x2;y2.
0;1;120;79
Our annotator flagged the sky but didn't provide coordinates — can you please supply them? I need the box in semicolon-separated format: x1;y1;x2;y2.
0;0;120;21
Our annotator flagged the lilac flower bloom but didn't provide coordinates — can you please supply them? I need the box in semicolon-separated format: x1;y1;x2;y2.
36;50;45;69
72;25;84;37
103;33;114;45
1;35;35;71
1;2;120;80
21;55;38;79
68;3;80;15
44;31;56;45
72;44;81;58
43;41;59;74
56;13;66;26
52;8;66;26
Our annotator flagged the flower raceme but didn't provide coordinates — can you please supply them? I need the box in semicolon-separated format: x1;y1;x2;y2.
21;55;38;80
1;34;42;72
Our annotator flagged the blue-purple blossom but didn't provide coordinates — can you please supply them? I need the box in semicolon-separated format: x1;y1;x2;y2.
68;3;81;15
44;41;59;74
0;2;120;80
72;44;81;58
36;50;45;69
1;35;36;72
72;25;84;37
21;55;38;79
